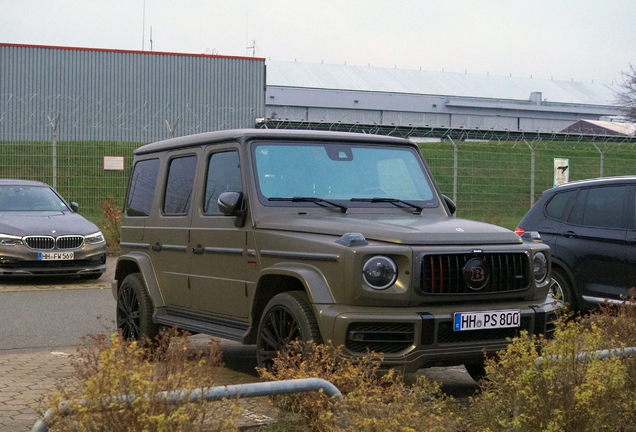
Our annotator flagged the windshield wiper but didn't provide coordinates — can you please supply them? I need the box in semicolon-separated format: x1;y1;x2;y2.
268;197;348;213
350;197;423;215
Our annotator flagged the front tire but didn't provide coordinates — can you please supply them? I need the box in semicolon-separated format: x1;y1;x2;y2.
116;273;160;341
465;362;487;382
256;291;322;370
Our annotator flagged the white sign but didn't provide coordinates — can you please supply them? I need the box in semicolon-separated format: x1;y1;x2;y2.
554;158;569;187
103;156;125;171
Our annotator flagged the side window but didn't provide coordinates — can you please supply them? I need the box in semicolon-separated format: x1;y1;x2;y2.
545;190;576;221
126;158;160;217
203;151;242;215
163;155;197;215
569;186;626;229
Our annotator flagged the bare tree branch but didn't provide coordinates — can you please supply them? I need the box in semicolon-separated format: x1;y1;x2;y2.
617;64;636;121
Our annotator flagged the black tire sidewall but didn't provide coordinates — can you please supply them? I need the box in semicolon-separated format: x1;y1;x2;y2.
118;273;159;341
552;269;577;310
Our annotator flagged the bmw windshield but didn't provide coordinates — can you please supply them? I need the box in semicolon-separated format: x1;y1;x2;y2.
0;186;70;212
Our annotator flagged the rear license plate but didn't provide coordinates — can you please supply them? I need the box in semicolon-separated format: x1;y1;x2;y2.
38;252;74;261
454;309;520;331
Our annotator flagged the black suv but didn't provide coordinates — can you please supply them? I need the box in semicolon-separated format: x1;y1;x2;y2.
517;176;636;311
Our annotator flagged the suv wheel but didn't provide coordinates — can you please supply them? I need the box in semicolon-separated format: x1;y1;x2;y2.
256;291;322;370
464;362;487;382
550;269;576;310
116;273;160;341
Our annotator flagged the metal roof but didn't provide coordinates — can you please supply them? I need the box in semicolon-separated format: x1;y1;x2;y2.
266;61;620;106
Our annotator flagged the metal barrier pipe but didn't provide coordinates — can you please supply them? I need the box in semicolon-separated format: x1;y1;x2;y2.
31;378;341;432
536;346;636;365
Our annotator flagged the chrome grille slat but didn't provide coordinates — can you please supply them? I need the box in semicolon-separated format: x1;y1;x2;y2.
24;235;85;250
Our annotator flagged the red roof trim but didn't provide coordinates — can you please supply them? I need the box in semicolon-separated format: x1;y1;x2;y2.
0;42;265;62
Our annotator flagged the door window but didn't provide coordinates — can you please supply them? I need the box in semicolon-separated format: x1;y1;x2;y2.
545;190;576;221
203;151;242;215
163;155;198;215
568;186;626;229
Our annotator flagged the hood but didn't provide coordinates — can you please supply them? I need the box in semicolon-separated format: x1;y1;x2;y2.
256;212;522;245
0;212;100;237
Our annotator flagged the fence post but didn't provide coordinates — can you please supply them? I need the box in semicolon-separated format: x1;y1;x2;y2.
592;142;605;177
46;113;61;189
523;139;536;207
448;137;458;203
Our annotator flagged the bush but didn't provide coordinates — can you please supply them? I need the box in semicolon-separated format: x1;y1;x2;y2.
38;331;241;432
258;340;463;432
469;307;636;431
98;195;122;252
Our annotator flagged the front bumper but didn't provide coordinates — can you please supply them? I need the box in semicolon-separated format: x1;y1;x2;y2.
316;297;561;373
0;249;106;276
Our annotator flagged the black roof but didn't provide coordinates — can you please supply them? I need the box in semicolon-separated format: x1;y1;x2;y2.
135;129;412;155
548;175;636;193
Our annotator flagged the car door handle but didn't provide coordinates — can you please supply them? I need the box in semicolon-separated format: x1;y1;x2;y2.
192;245;204;255
151;242;162;252
563;230;578;238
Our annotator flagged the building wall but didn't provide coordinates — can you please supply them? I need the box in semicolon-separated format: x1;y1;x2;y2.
0;44;266;143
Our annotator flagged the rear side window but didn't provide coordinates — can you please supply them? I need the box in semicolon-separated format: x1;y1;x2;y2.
163;155;198;215
126;159;160;217
568;186;626;229
545;190;576;221
203;151;242;215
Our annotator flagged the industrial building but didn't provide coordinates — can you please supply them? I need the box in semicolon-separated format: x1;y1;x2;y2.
0;43;628;142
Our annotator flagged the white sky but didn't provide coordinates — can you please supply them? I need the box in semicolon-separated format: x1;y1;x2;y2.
1;0;634;85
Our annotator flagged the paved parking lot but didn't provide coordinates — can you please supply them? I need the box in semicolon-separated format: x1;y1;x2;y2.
0;256;479;431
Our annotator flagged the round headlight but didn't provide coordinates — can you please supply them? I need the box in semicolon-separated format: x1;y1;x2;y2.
362;256;397;290
533;252;548;284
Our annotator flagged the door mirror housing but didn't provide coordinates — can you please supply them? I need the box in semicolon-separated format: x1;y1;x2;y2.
218;191;246;227
442;195;456;215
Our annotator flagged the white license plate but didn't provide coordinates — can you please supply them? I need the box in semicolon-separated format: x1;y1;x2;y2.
38;252;74;261
454;309;520;331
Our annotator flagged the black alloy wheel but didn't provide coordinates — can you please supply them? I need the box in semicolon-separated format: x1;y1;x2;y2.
116;273;159;341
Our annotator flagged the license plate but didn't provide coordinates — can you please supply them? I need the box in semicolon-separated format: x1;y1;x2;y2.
38;252;74;261
454;309;520;331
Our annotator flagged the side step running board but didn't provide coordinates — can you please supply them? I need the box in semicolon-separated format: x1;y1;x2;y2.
154;309;248;343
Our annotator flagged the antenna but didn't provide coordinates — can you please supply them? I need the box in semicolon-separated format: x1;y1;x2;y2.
141;0;146;50
247;39;256;57
150;26;153;51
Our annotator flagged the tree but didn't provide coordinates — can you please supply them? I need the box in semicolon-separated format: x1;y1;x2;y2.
617;64;636;122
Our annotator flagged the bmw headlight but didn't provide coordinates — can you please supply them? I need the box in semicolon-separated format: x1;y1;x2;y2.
85;231;106;244
362;256;397;290
533;252;548;284
0;233;24;246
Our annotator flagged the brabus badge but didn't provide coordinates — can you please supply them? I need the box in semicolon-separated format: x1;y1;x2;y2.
463;258;490;290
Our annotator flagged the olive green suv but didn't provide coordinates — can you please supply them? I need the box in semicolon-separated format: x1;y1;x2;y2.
113;129;558;379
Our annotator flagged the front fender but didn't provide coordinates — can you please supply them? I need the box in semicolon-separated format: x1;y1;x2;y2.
113;252;165;308
259;262;335;304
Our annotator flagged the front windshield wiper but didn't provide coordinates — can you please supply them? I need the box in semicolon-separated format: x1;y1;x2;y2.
268;197;348;213
350;197;423;215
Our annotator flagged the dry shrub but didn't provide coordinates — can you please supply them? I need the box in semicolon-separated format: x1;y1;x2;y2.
98;195;122;252
258;340;462;432
39;331;241;432
469;308;636;431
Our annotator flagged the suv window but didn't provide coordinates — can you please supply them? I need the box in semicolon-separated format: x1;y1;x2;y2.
253;143;435;204
203;151;242;215
163;155;197;215
126;158;160;216
545;190;576;221
568;186;626;229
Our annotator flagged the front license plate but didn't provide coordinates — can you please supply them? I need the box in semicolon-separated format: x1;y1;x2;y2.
454;309;520;331
38;252;74;261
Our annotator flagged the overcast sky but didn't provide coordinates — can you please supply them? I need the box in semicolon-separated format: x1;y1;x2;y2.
1;0;634;85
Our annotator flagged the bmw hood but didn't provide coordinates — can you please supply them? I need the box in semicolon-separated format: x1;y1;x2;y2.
256;213;522;245
0;212;101;237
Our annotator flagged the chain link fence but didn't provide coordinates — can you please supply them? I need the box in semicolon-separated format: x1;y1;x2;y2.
2;114;636;229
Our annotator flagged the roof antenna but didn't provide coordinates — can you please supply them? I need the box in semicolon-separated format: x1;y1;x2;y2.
141;0;146;51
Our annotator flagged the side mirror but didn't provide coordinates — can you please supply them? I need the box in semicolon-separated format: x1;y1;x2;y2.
218;191;246;227
442;195;456;216
70;202;79;212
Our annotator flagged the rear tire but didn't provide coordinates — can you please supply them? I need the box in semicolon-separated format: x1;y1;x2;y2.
256;291;322;370
116;273;160;341
550;269;577;310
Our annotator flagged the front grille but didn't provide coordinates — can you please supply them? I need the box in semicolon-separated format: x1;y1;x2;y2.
346;322;415;354
24;235;85;250
437;317;532;344
421;253;530;294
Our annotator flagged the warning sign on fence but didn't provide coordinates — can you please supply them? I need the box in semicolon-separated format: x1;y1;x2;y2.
554;158;569;187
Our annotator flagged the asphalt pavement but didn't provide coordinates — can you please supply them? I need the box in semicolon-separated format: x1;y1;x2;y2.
0;256;479;431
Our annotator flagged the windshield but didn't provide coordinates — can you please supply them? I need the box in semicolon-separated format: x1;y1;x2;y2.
0;185;69;212
253;142;438;209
